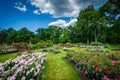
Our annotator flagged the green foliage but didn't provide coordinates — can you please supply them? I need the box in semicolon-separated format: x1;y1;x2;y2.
15;28;34;43
30;37;40;44
6;28;16;44
0;0;120;44
0;29;8;44
42;48;50;52
100;0;120;19
49;48;60;54
77;5;108;43
104;44;110;49
63;48;74;52
36;28;49;40
90;42;103;46
0;45;17;54
66;48;120;80
32;41;52;49
108;52;120;60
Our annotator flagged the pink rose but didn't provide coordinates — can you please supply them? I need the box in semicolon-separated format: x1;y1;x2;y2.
111;60;115;66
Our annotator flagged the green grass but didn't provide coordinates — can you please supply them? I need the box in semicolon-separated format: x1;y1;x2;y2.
0;52;18;63
40;50;81;80
109;44;119;49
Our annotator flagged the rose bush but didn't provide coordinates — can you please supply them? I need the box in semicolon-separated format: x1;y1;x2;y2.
66;51;120;80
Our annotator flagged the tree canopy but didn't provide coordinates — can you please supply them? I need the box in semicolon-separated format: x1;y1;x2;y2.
0;0;120;44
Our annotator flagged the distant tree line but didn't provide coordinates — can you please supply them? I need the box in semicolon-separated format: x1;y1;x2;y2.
0;0;120;44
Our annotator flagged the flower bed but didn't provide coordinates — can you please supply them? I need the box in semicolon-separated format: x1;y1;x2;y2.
0;52;46;80
66;51;120;80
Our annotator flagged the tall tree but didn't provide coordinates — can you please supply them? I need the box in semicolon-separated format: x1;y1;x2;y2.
47;26;62;43
59;28;71;43
6;27;16;44
100;0;120;44
15;28;34;43
77;5;108;43
36;28;48;40
100;0;120;19
0;29;8;44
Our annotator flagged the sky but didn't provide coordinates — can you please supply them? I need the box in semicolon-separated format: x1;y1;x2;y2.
0;0;107;32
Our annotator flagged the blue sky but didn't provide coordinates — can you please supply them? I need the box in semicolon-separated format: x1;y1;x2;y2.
0;0;107;32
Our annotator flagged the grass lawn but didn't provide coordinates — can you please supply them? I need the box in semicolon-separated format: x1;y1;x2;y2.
0;52;18;63
109;44;119;49
40;50;81;80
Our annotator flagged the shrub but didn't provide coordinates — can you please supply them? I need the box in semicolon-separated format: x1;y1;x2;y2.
104;44;110;49
108;52;120;60
63;42;73;48
42;48;50;52
32;41;52;49
77;43;83;47
12;42;30;52
0;52;46;80
66;50;120;80
50;48;60;54
63;48;74;52
90;42;103;46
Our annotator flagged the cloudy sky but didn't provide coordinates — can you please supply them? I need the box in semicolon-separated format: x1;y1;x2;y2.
0;0;107;32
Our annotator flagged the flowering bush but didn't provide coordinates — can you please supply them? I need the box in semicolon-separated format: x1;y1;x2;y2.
12;42;30;52
0;52;46;80
66;51;120;80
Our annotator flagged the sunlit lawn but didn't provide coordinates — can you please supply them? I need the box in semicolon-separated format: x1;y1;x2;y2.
0;52;18;63
40;50;81;80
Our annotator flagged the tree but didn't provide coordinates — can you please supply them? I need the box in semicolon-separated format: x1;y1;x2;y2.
36;28;48;40
108;18;120;44
47;26;62;43
0;29;8;44
6;27;16;44
100;0;120;19
59;28;71;43
15;28;34;43
77;6;95;44
90;12;108;43
100;0;120;44
77;5;108;43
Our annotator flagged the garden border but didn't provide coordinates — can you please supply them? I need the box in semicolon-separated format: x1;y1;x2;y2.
64;57;90;80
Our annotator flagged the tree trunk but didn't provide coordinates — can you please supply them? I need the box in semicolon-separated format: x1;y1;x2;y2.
94;26;101;43
94;28;98;42
87;39;89;45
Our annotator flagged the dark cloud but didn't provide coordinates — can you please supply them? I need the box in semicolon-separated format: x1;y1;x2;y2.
49;0;74;17
30;0;107;18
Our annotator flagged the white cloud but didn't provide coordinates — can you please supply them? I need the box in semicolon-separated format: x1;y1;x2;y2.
30;0;106;18
14;2;27;12
48;19;77;28
33;9;40;15
49;20;67;28
67;19;77;26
